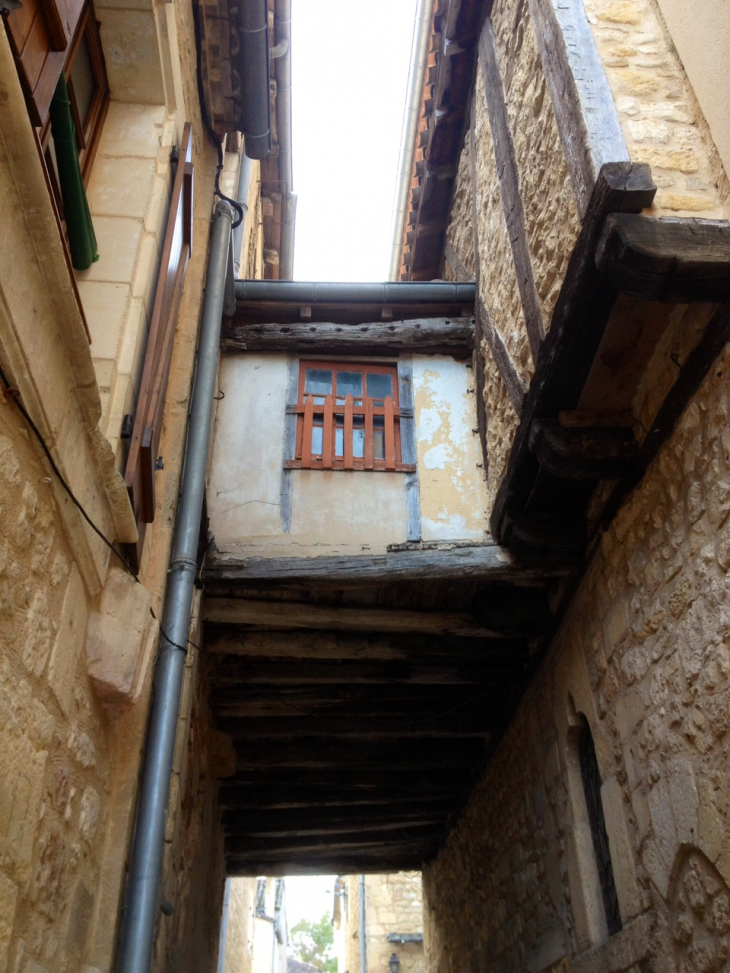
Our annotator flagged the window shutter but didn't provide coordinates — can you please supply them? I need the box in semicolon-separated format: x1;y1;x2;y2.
5;0;85;124
124;122;194;572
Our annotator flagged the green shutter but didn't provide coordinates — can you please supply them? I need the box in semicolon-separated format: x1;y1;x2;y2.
49;72;99;271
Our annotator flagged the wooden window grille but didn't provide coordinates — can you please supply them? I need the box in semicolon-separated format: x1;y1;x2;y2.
579;723;622;937
285;361;415;472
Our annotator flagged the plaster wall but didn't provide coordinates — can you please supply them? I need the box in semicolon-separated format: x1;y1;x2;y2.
208;354;487;556
653;0;730;182
584;0;730;216
412;357;488;541
421;340;730;973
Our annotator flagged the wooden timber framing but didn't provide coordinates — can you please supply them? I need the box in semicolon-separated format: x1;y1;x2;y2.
203;628;528;661
478;297;528;412
478;16;545;363
469;103;491;468
491;162;656;545
525;0;630;218
220;316;475;358
443;240;475;282
203;543;566;586
596;215;730;303
202;598;504;638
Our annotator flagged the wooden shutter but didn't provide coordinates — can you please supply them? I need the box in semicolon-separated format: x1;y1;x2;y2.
124;122;194;572
5;0;86;125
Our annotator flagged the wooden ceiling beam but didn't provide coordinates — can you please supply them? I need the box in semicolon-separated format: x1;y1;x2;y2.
225;826;441;857
204;628;528;661
202;598;502;637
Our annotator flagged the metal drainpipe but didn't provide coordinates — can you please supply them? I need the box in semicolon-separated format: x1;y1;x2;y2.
217;878;232;973
115;200;234;973
233;151;253;278
359;875;367;973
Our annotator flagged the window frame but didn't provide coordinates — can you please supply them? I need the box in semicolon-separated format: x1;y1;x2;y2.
284;359;415;473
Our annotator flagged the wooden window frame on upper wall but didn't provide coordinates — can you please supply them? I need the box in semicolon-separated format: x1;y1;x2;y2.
285;360;415;473
38;4;109;217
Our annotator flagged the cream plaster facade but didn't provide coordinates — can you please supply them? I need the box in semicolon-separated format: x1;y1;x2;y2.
207;355;487;557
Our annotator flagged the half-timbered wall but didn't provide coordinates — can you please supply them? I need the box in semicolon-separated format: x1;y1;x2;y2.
207;353;488;557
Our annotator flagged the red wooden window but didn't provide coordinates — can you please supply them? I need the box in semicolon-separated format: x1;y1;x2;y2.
285;361;415;472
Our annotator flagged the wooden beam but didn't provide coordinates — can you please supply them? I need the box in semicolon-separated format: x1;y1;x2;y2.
220;767;471;792
529;420;639;480
227;855;426;877
202;598;501;637
491;162;656;545
224;740;484;772
209;658;526;687
526;0;630;218
221;317;474;356
211;684;508;720
210;708;499;737
203;543;564;587
479;17;545;363
225;825;442;857
218;778;467;810
222;806;449;837
599;300;730;531
478;296;529;413
596;215;730;303
443;240;475;282
203;628;528;661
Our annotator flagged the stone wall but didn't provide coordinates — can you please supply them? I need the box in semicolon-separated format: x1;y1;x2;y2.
341;874;424;973
444;0;581;512
584;0;730;217
421;340;730;971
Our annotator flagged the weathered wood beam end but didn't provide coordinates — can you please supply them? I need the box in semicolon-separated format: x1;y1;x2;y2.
597;214;730;303
529;420;639;480
490;162;656;546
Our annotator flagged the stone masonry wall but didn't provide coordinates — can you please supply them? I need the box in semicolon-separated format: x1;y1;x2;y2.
444;0;581;513
342;874;425;973
584;0;730;217
0;402;113;973
422;340;730;971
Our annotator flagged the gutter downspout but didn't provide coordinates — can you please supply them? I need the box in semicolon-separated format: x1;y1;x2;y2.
274;0;296;280
233;150;253;278
115;200;234;973
359;875;367;973
217;878;232;973
387;0;433;281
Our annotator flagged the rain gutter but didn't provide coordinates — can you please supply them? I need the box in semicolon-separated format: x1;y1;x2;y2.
234;279;475;304
387;0;434;281
274;0;296;279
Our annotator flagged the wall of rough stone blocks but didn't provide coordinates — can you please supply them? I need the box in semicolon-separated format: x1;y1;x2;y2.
0;402;115;973
340;874;424;973
444;0;730;517
584;0;730;218
421;339;730;971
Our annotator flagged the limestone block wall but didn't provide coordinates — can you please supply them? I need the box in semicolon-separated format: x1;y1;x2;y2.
584;0;729;217
77;102;175;464
341;874;424;973
443;0;730;517
0;404;116;973
222;879;256;973
421;342;730;972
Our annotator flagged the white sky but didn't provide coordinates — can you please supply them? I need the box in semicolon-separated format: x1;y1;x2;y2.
285;874;336;931
281;0;419;938
291;0;419;282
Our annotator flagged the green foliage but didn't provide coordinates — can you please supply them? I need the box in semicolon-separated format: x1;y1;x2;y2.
289;913;337;973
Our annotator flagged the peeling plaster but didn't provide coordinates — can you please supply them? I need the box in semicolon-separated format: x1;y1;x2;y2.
412;357;489;542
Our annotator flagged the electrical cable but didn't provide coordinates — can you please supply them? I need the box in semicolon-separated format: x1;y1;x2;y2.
191;0;244;229
0;364;203;660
